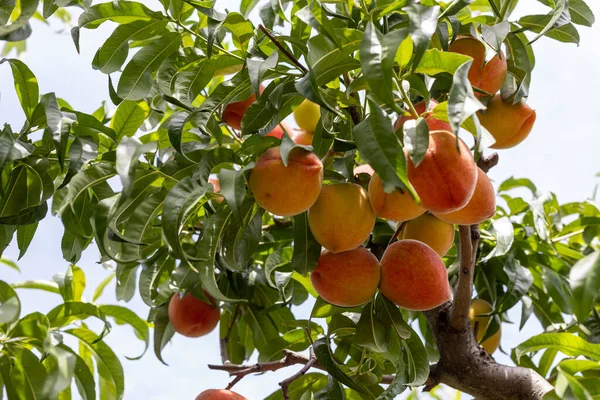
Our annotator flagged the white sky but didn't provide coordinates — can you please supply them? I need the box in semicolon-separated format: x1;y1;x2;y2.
0;1;599;399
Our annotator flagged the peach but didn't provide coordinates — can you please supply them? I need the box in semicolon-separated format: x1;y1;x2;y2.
222;86;263;130
469;299;501;354
265;121;292;140
477;94;536;149
407;130;477;214
310;247;381;307
435;167;496;224
196;389;248;400
292;129;314;145
209;176;223;203
168;292;220;338
368;173;425;222
249;146;323;217
308;183;375;253
380;240;451;311
393;99;451;132
293;99;321;133
402;214;455;257
449;37;507;97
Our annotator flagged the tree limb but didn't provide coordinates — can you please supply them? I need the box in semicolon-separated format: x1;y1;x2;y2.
258;25;308;74
449;225;478;330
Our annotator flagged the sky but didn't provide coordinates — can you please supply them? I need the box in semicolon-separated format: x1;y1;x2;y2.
0;1;599;399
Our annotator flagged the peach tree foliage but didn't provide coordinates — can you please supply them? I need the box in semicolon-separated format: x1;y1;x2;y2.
0;0;599;399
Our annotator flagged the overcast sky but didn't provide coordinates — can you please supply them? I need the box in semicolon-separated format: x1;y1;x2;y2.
1;1;599;399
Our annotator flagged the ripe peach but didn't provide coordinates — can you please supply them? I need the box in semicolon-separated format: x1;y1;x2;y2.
368;173;425;222
168;292;220;338
407;130;477;214
308;183;375;253
222;86;264;130
477;94;536;149
249;146;323;217
393;99;451;132
311;247;381;307
196;389;248;400
449;37;507;97
402;214;455;257
293;99;321;133
435;167;496;225
292;129;314;145
209;176;223;204
380;240;451;311
469;299;501;354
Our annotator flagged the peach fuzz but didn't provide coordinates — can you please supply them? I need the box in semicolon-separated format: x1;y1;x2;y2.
249;146;323;217
477;94;536;149
393;99;451;132
435;167;496;225
407;130;477;214
310;247;381;307
308;183;375;253
168;292;220;338
380;240;451;311
449;37;507;97
469;299;501;354
402;214;455;257
368;173;425;222
293;99;321;133
195;389;248;400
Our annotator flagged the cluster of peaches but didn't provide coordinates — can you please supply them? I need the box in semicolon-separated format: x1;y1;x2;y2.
169;38;525;395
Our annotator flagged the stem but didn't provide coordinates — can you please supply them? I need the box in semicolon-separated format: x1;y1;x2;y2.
389;221;407;246
258;25;308;74
397;76;419;119
170;18;244;61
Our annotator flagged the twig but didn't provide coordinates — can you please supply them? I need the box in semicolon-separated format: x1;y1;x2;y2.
389;221;407;246
343;72;362;125
279;349;317;399
477;152;499;173
258;25;308;74
449;225;477;330
209;349;395;385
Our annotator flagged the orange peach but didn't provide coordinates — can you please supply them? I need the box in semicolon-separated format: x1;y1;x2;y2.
435;167;496;224
311;247;381;307
292;129;314;145
407;130;477;214
168;293;220;338
402;214;455;256
393;99;451;132
249;146;323;217
209;176;223;204
354;164;374;176
368;173;425;222
265;121;292;140
222;86;263;130
380;240;451;311
449;37;507;97
469;299;501;354
196;389;248;400
293;99;321;132
477;94;536;149
308;183;376;253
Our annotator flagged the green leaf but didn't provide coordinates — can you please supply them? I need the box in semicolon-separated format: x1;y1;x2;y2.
111;100;150;139
57;345;97;400
516;332;600;362
315;375;345;400
359;23;406;111
402;324;430;386
405;4;440;68
16;222;37;260
311;297;362;319
1;257;19;272
92;273;115;303
503;32;534;103
67;328;125;400
374;295;411;340
497;256;533;313
353;101;415;196
414;49;471;76
0;0;15;26
519;14;580;44
78;1;162;29
313;337;366;394
403;117;429;168
42;346;77;399
569;0;595;27
95;19;167;74
356;301;388;353
307;32;361;86
448;60;486;134
116;137;157;198
10;279;60;294
66;163;117;209
53;264;86;302
570;251;600;322
40;92;74;169
98;305;149;360
0;0;37;42
296;2;340;48
222;12;254;53
47;302;111;336
117;32;181;100
0;58;38;120
173;58;216;106
526;0;570;44
219;167;248;224
1;347;47;400
481;21;510;54
0;279;21;325
481;217;514;261
247;52;278;98
291;212;321;275
151;302;175;365
8;312;49;341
